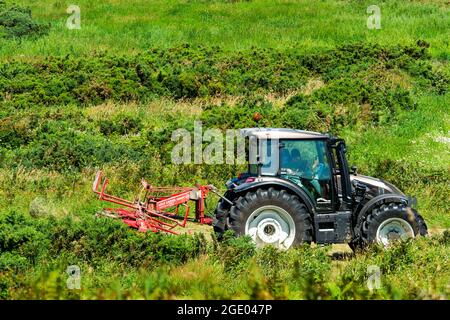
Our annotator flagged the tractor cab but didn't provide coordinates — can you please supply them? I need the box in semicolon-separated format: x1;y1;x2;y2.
235;128;350;213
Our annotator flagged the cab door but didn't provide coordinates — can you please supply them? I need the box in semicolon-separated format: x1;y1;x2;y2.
279;139;334;213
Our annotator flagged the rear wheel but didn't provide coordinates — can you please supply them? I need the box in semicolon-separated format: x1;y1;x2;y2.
213;198;231;239
228;188;313;249
360;202;428;248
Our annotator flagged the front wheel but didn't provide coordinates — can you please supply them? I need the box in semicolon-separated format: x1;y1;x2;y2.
360;203;428;248
228;188;313;249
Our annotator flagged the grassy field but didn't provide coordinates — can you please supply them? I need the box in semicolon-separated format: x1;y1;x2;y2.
2;0;449;59
0;0;449;299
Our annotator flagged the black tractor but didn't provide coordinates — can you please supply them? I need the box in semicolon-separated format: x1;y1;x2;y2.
213;128;428;250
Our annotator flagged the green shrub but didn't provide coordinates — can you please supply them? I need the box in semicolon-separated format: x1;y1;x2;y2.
0;209;209;275
0;1;49;39
213;230;255;272
1;42;445;109
201;96;281;129
16;130;141;172
98;114;142;136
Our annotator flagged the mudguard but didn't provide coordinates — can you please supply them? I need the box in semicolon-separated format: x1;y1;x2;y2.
232;177;316;215
354;193;409;236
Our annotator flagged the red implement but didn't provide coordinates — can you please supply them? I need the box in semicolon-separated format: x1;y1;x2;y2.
92;171;214;234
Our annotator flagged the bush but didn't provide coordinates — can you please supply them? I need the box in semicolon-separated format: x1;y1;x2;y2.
283;75;415;132
0;1;49;39
1;42;445;109
98;114;142;136
201;96;281;129
0;209;209;274
17;130;141;172
212;230;255;272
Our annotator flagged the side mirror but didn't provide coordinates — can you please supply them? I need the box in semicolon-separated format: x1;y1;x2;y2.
350;165;358;175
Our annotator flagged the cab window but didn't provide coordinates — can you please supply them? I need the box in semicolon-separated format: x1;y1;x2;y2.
248;138;278;176
280;139;332;203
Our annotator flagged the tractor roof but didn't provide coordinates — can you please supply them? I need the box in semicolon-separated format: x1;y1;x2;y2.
240;128;328;140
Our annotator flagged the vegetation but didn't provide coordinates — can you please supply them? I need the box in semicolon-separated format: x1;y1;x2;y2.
0;1;49;39
0;0;448;299
1;210;448;299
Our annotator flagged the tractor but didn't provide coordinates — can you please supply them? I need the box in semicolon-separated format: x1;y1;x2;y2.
213;128;428;250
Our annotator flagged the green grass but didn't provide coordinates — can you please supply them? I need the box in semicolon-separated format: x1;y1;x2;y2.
1;0;449;59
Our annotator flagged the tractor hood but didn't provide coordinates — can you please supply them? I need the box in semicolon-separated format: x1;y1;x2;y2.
350;174;405;198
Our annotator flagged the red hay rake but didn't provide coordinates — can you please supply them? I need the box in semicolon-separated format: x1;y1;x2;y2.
92;171;214;234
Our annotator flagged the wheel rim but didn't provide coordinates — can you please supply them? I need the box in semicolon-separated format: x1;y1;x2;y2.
376;218;415;246
245;205;296;249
